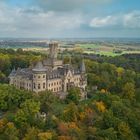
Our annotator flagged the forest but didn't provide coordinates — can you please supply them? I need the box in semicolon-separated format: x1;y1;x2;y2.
0;48;140;140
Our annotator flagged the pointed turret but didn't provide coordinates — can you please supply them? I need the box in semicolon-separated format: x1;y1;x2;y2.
9;67;16;77
80;60;86;73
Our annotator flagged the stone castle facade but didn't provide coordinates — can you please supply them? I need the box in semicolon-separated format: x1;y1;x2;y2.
9;43;87;97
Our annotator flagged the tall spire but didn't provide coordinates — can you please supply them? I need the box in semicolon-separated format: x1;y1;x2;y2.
80;59;86;73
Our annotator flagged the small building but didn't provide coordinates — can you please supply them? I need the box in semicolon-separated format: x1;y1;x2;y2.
9;42;87;97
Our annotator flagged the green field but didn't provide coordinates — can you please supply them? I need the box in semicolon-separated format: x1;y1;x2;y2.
78;43;140;56
79;44;100;49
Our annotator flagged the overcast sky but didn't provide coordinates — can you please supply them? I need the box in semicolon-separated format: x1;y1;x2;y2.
0;0;140;38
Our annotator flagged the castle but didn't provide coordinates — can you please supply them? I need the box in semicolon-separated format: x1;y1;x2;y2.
9;43;87;98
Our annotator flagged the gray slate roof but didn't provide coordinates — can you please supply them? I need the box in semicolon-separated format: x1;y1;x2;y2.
9;61;82;80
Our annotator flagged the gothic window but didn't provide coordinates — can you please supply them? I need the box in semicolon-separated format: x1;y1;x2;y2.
43;83;45;89
38;83;41;89
38;76;40;79
43;75;45;78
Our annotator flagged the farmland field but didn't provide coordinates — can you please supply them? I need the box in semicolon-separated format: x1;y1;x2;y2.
78;43;140;56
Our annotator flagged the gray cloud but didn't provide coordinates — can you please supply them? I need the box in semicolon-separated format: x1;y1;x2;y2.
0;2;85;37
34;0;114;11
90;11;140;28
0;0;140;38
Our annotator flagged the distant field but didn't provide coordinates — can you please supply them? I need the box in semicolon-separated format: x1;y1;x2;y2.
79;44;100;49
78;43;140;56
1;43;140;57
84;51;120;56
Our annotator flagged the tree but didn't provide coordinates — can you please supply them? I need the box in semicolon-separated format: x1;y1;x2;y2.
62;103;78;122
38;132;53;140
0;84;32;111
23;127;40;140
118;122;134;140
15;99;40;126
0;120;19;140
95;101;106;113
116;67;124;77
103;110;120;129
122;82;135;100
97;127;118;140
66;87;81;104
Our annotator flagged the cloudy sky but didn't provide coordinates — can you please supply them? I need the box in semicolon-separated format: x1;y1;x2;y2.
0;0;140;38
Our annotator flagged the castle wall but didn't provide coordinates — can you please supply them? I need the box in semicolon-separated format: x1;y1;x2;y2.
9;76;33;91
47;79;62;93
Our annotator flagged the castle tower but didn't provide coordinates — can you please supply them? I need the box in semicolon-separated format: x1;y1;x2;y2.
32;61;47;93
48;42;59;60
43;42;63;69
80;60;87;89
